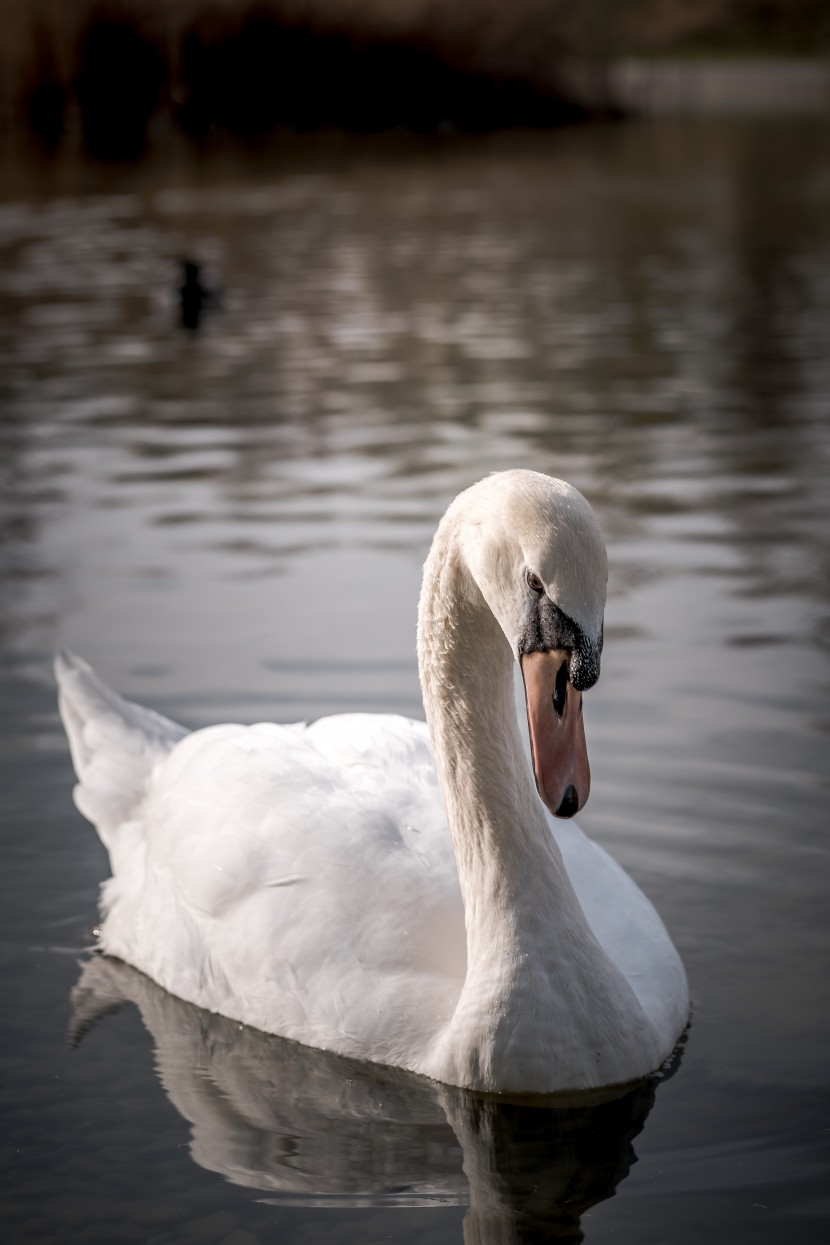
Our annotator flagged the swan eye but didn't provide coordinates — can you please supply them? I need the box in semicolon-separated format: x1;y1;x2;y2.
526;571;544;594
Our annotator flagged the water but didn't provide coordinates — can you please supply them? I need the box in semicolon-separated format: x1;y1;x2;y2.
1;118;828;1243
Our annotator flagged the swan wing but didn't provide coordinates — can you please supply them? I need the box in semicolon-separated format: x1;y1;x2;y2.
56;670;466;1063
553;819;689;1049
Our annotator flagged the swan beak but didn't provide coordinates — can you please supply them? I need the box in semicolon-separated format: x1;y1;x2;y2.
520;649;591;819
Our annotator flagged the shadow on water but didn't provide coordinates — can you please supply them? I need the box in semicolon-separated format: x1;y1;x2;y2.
70;955;674;1242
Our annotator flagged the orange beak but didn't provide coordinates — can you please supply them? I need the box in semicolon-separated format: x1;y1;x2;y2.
520;649;591;818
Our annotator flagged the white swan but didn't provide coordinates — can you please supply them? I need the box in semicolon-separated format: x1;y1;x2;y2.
56;469;688;1094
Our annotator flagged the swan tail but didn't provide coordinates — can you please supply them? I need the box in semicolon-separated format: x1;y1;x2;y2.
55;650;188;848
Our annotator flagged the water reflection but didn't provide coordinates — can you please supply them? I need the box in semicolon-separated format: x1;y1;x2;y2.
0;126;825;720
71;955;667;1241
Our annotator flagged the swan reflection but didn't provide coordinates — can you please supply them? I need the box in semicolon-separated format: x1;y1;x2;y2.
71;955;674;1240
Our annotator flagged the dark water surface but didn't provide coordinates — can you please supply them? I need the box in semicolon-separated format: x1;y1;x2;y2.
1;119;828;1243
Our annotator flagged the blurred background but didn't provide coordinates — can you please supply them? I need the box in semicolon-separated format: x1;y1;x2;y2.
1;0;829;155
1;4;828;1245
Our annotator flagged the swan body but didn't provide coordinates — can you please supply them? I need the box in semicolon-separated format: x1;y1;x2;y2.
57;470;688;1093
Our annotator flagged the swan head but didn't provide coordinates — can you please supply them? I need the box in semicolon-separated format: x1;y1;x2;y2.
448;470;607;819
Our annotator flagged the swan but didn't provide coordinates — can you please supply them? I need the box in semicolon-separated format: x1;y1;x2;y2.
56;469;688;1093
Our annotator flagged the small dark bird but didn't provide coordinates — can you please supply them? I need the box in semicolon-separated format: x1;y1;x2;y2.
179;259;220;331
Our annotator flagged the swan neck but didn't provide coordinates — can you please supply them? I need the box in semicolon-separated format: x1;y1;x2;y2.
417;529;562;914
418;504;662;1092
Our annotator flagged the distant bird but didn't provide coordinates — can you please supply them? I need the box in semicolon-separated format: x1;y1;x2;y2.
179;259;220;331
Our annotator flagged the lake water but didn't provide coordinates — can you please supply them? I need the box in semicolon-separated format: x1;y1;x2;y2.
1;117;828;1244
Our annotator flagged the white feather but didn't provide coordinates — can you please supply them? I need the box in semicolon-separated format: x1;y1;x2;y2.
56;470;688;1093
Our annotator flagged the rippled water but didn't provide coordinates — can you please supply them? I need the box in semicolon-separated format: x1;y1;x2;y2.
1;119;828;1243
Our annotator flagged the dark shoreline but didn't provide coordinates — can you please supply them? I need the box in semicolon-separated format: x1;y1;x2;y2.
6;1;591;160
3;2;827;162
